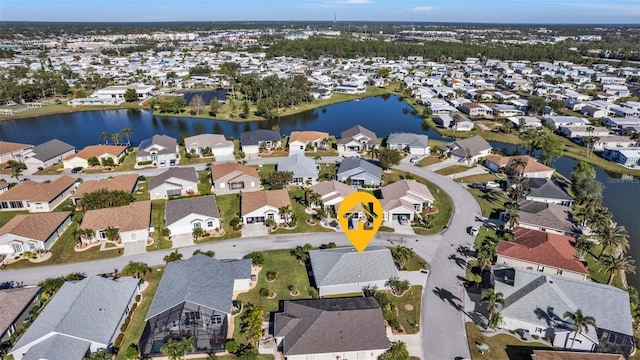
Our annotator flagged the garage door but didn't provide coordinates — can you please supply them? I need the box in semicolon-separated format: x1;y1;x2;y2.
392;214;410;220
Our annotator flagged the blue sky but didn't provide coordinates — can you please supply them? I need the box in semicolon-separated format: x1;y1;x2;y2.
1;0;639;23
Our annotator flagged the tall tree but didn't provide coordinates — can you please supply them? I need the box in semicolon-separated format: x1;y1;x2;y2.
124;88;138;102
527;95;547;115
163;249;183;264
562;309;597;350
390;245;415;270
240;303;265;346
160;337;194;360
386;277;411;296
189;94;204;115
120;127;134;146
597;221;630;258
481;288;505;315
378;148;403;170
599;254;636;287
122;261;150;279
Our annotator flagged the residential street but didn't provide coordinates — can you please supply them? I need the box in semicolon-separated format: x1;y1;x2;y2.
0;156;478;360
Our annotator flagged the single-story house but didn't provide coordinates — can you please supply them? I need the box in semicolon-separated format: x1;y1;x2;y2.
491;266;634;356
507;116;542;131
184;134;234;160
336;125;379;156
525;178;573;206
19;139;75;172
602;147;640;167
496;227;588;280
0;176;76;213
210;162;261;195
136;134;179;168
140;255;251;357
336;157;382;188
0;287;41;342
165;195;221;236
71;174;139;206
460;102;493;117
274;297;390;360
484;155;555;179
62;145;127;169
589;135;636;152
0;141;32;164
386;132;430;155
288;131;329;153
557;126;610;139
240;129;282;156
241;189;292;225
80;200;151;244
148;167;198;200
515;200;577;235
493;104;525;118
276;153;319;186
309;246;398;297
93;84;154;99
453;119;475;132
309;180;356;211
9;276;140;360
603;117;640;128
380;179;434;222
542;116;591;128
0;212;72;255
441;136;492;164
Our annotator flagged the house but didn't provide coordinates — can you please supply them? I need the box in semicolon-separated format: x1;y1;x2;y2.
136;134;179;168
516;200;577;235
309;180;356;211
602;84;630;97
589;135;636;152
148;167;198;200
386;132;430;155
184;134;234;160
542;116;591;128
288;131;329;153
0;212;72;255
580;105;608;118
241;189;292;225
9;276;140;360
0;287;41;342
507;116;542;131
530;350;624;360
441;136;492;164
274;297;389;360
0;141;32;163
19;139;75;172
484;155;555;179
525;178;573;206
380;179;434;222
336;125;379;156
80;200;151;244
62;145;127;169
603;147;640;167
493;104;525;118
140;255;251;356
491;266;634;356
93;83;154;100
460;102;493;117
276;153;319;186
496;227;588;280
240;129;282;156
558;126;610;139
71;174;139;206
165;195;221;236
0;176;76;212
210;162;261;195
336;157;382;188
309;247;398;296
453;119;475;131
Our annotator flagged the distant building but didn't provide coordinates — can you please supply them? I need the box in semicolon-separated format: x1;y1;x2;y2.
92;84;154;100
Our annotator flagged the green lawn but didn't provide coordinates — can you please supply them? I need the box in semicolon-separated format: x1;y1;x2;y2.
197;170;212;195
465;322;550;360
33;163;64;175
583;244;624;288
53;198;75;212
387;286;423;334
0;210;28;227
115;268;164;360
467;188;510;219
318;163;338;181
83;151;141;174
416;156;442;167
133;177;150;201
474;226;499;250
435;164;476;176
148;200;171;251
403;252;427;271
215;194;242;240
256;164;275;181
457;174;501;184
270;189;334;235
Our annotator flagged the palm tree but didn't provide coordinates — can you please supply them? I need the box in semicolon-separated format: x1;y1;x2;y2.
104;227;120;243
111;132;121;145
597;221;630;258
509;157;527;177
504;209;520;230
160;336;195;360
575;235;594;260
488;312;504;330
481;288;505;315
123;261;151;279
120;127;134;145
278;205;291;225
563;309;597;350
390;245;416;270
100;131;110;144
163;249;183;264
599;254;636;287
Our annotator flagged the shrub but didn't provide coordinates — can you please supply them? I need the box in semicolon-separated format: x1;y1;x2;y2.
137;175;146;181
532;334;540;340
137;160;152;166
247;251;264;266
259;288;271;297
266;271;277;281
130;303;137;312
135;294;141;302
225;339;238;353
120;322;128;332
114;333;124;348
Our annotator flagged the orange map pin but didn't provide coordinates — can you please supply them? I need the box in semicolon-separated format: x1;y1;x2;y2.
337;192;383;252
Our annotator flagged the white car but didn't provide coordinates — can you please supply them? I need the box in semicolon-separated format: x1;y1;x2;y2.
409;156;420;164
485;181;500;189
469;226;480;236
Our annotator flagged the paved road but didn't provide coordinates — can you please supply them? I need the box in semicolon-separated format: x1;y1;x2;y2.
0;156;479;360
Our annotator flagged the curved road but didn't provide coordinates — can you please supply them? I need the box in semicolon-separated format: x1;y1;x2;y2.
0;158;480;360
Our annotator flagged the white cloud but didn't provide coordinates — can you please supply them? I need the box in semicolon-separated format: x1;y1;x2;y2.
413;6;435;12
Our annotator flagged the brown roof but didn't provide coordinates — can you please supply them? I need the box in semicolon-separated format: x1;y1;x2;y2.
532;350;624;360
0;176;76;202
485;155;554;175
0;141;32;155
81;200;151;233
65;145;127;160
73;174;138;199
0;287;41;334
380;179;434;202
289;131;329;144
0;212;71;241
498;227;588;274
310;180;356;197
210;162;259;181
241;189;291;215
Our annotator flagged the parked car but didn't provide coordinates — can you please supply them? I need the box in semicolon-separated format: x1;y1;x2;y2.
469;226;480;236
485;181;500;189
409;156;420;164
71;167;83;174
469;183;483;189
399;216;408;225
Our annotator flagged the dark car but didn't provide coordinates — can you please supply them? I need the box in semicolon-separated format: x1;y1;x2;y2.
71;167;83;173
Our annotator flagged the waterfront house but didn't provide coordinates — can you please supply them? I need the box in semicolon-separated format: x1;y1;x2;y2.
240;129;282;156
484;155;555;179
0;176;76;212
336;157;382;188
80;200;151;245
0;141;32;164
19;139;75;172
184;134;234;161
386;132;430;155
515;200;577;235
525;178;573;206
241;189;292;225
0;212;71;255
93;83;154;100
71;174;139;206
136;134;179;168
148;167;198;200
62;145;127;169
210;162;260;195
165;195;221;236
441;136;492;164
336;125;378;157
602;147;640;167
288;131;329;153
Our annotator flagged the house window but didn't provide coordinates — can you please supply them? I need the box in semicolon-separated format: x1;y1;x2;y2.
166;189;181;197
229;181;244;190
557;270;563;275
193;222;201;229
9;201;23;209
293;177;303;183
11;244;22;253
0;202;7;209
211;315;222;325
207;221;214;227
537;265;545;272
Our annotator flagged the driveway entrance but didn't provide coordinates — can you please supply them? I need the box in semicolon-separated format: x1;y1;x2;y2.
242;223;269;238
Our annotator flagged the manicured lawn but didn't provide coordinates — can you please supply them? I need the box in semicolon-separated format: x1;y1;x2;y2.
148;200;171;251
387;286;423;334
474;226;499;250
53;198;75;212
403;252;427;271
0;101;142;121
180;147;214;165
435;164;476;176
583;244;624;288
33;163;64;175
467;188;510;219
270;189;334;235
457;174;501;184
197;170;212;195
0;210;28;227
214;194;242;240
115;267;164;360
318;162;338;181
83;151;141;174
256;163;275;181
416;156;442;167
133;177;150;201
465;322;550;360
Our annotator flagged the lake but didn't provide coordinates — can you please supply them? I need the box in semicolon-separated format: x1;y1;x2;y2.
0;95;638;287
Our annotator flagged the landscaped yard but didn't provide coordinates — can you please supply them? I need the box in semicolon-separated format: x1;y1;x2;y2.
270;189;334;234
197;170;212;195
435;164;476;176
213;194;242;240
465;322;549;360
179;147;214;165
83;150;141;174
33;163;64;175
134;177;150;201
387;285;422;335
467;188;510;219
416;156;442;167
148;200;171;251
457;174;502;184
318;162;338;181
256;163;275;182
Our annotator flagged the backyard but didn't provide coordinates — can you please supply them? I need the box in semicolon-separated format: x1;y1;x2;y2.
387;285;423;335
467;188;510;219
465;322;549;360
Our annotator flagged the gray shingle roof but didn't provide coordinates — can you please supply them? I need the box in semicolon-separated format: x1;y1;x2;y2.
11;276;139;353
517;200;576;233
277;153;318;178
240;129;281;146
339;125;378;145
309;246;398;286
527;178;572;201
0;287;40;335
445;135;492;158
165;195;221;227
139;134;177;156
337;156;382;179
21;334;90;360
386;132;429;149
275;297;389;356
494;266;633;336
146;255;251;320
148;166;198;190
32;139;74;162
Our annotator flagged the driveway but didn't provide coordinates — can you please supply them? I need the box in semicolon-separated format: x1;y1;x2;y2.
214;153;235;162
123;240;147;256
387;327;422;358
382;220;415;235
171;233;194;248
241;223;269;238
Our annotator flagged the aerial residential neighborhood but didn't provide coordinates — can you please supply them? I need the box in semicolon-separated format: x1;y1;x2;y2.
0;9;638;360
